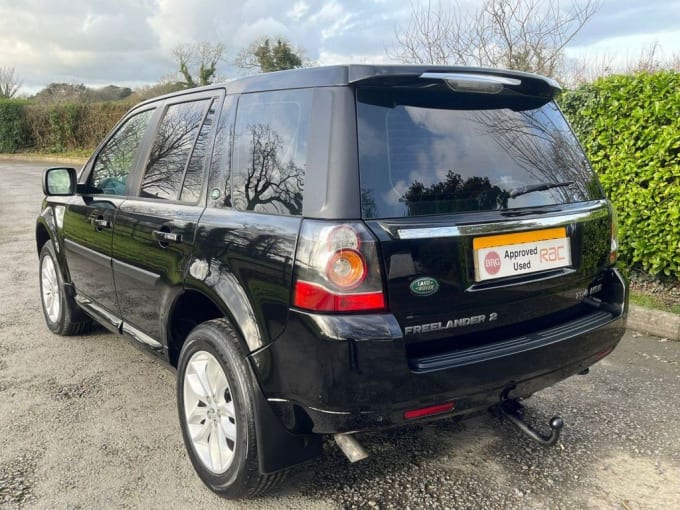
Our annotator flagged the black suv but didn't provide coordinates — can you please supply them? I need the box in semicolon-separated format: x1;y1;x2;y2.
37;65;627;498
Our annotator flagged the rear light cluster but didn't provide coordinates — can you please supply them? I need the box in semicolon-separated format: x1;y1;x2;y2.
292;221;386;313
610;205;619;265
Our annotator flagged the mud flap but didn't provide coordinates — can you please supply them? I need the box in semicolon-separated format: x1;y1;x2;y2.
247;364;322;474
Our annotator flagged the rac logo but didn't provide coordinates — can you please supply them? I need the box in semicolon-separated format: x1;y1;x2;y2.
484;251;501;275
540;246;566;262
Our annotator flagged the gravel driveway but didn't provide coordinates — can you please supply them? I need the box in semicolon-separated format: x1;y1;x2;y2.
1;159;679;510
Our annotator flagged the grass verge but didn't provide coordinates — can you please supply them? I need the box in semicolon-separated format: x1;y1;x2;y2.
630;291;680;315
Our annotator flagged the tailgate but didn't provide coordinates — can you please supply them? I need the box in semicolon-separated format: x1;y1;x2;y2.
365;200;614;354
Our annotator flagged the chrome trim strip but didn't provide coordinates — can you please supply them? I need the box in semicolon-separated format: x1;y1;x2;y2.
122;322;162;349
308;406;352;416
74;295;122;330
395;201;609;240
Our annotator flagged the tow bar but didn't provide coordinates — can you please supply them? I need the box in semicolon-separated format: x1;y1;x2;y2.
494;399;564;446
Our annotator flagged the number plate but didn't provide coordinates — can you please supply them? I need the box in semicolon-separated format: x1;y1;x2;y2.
473;227;571;282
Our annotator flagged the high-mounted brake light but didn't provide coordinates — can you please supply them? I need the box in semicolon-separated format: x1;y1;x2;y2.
420;72;521;94
293;221;386;313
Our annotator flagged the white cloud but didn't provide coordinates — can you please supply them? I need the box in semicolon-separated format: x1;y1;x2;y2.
287;1;310;21
0;0;678;94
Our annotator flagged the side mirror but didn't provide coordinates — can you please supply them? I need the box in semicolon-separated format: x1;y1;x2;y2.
43;167;77;196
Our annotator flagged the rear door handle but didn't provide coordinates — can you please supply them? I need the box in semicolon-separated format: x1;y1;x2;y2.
153;230;183;243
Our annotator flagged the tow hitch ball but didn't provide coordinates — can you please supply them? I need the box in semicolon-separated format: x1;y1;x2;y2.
494;399;564;447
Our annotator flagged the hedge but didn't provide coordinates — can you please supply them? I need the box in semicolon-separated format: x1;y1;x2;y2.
0;100;130;153
561;71;680;278
0;99;30;153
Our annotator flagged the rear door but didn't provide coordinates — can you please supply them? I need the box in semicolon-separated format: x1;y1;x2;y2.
63;107;156;317
111;91;223;344
355;76;613;354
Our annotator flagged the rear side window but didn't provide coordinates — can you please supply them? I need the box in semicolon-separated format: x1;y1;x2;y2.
357;87;602;218
231;89;312;215
141;99;211;201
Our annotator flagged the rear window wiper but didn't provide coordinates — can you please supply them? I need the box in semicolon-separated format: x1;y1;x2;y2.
508;181;574;199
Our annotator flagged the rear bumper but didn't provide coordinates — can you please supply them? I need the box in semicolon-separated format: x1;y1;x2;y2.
250;268;627;434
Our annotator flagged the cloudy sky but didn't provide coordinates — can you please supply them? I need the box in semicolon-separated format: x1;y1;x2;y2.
1;0;679;93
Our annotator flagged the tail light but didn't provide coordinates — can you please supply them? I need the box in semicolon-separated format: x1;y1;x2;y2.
610;206;619;265
293;221;386;313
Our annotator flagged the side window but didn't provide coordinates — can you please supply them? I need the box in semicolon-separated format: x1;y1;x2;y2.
140;99;211;200
90;109;154;195
180;99;219;202
207;95;237;208
232;89;313;215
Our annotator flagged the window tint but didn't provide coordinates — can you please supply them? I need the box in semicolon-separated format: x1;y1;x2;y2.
141;99;210;200
207;96;237;209
357;87;602;218
179;99;218;203
232;89;312;215
90;109;153;195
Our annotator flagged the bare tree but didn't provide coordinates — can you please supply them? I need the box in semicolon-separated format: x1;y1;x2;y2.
0;66;22;98
390;0;601;78
564;42;680;86
173;42;226;88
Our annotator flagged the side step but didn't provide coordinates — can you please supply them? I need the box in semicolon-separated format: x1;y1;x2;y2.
495;399;564;446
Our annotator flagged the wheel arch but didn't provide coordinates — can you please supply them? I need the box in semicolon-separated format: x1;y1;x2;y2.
166;277;265;367
35;211;72;287
36;221;51;255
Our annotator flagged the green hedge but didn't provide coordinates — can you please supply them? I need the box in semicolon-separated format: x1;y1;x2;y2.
23;102;130;152
0;99;30;153
561;71;680;278
0;101;130;153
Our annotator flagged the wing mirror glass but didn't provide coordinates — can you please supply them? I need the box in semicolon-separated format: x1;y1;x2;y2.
43;167;77;196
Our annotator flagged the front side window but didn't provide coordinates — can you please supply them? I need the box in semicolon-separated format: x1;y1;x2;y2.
141;99;211;200
90;109;154;195
231;89;312;215
357;86;603;218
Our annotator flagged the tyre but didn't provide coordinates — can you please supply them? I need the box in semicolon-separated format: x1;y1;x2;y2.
177;319;285;498
39;242;91;336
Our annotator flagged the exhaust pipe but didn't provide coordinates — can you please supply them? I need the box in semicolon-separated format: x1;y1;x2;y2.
333;433;369;462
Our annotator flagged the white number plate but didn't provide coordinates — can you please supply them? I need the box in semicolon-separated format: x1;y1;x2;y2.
473;228;571;282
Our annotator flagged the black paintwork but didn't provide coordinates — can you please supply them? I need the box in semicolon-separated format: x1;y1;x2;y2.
35;65;627;475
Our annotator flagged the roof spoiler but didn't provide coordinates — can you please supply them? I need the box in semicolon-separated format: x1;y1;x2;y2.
347;65;561;98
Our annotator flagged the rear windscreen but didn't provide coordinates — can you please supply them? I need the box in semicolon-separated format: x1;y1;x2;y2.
356;86;602;219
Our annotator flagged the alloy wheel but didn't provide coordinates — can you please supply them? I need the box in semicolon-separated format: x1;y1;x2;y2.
183;350;237;474
41;254;61;324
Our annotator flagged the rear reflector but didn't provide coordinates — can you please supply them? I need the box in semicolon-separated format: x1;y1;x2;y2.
294;280;386;312
403;402;455;420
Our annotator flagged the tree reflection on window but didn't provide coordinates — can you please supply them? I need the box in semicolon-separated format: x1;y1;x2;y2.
90;109;153;195
232;89;311;216
141;99;210;200
233;124;304;215
401;171;509;215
